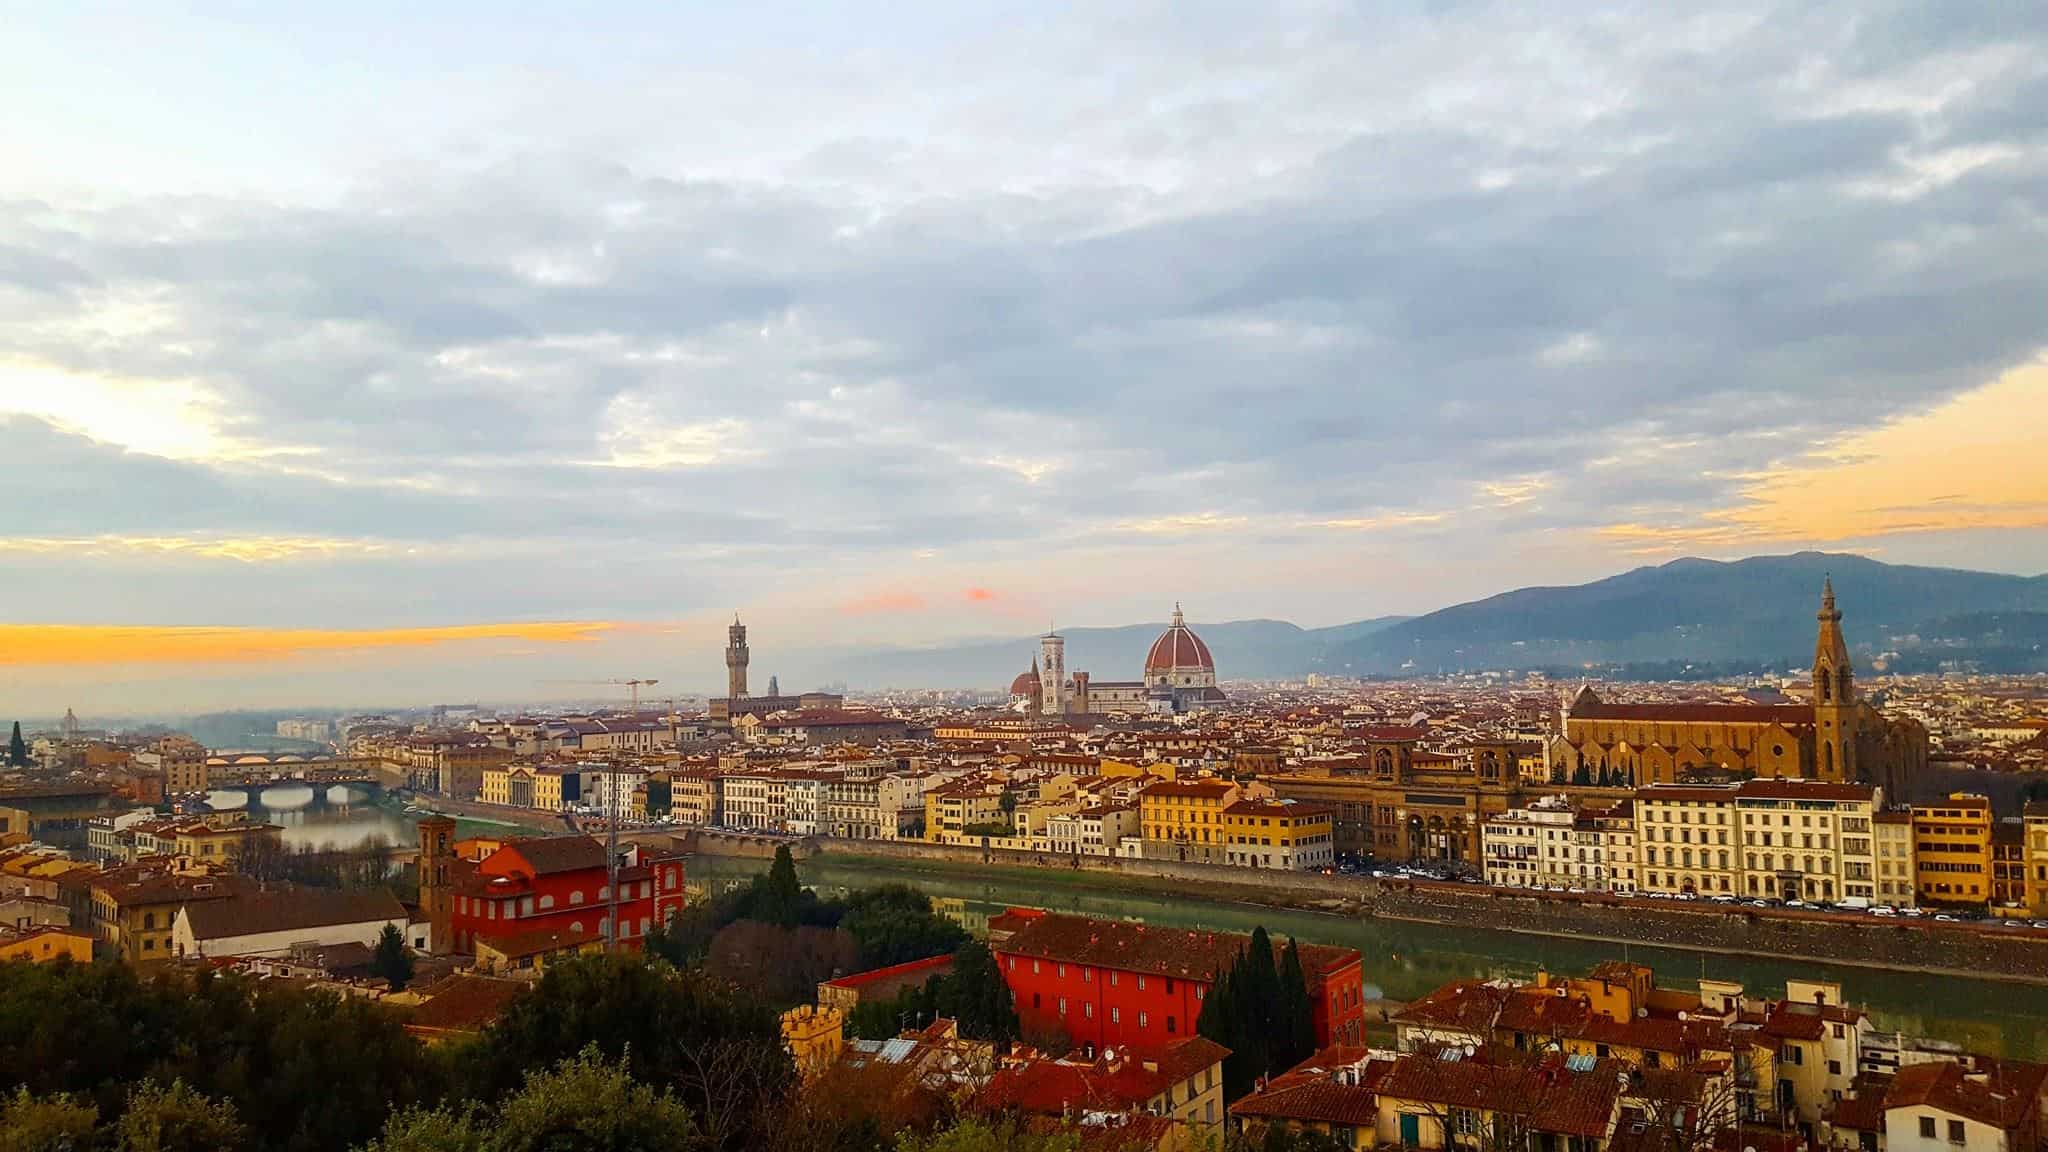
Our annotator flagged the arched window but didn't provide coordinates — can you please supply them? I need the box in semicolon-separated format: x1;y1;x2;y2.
1819;675;1832;703
1375;748;1394;777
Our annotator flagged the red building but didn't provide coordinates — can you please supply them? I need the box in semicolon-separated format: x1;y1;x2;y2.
994;911;1366;1057
444;835;686;956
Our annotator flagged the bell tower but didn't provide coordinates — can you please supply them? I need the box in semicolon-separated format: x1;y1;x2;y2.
1812;578;1857;782
417;815;457;955
1039;630;1067;716
726;615;750;701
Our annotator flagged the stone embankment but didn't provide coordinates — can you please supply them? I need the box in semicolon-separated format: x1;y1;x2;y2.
681;833;2048;984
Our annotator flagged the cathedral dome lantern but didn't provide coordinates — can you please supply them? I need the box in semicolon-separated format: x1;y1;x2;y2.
1145;604;1217;689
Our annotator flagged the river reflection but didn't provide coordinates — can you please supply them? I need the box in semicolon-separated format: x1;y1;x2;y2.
687;853;2048;1061
204;786;413;851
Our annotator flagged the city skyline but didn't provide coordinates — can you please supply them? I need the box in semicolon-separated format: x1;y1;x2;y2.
5;3;2048;709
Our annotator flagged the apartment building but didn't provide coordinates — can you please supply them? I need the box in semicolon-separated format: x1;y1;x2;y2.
1634;784;1739;895
1480;795;1577;889
1044;803;1140;857
1735;779;1879;904
1874;810;1918;908
1220;799;1335;870
1913;794;1993;910
1138;778;1241;864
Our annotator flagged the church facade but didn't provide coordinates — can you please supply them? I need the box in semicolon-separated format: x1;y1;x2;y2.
1544;581;1926;796
1007;606;1226;717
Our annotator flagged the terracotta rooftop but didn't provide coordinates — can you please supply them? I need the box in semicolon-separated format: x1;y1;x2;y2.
997;913;1359;987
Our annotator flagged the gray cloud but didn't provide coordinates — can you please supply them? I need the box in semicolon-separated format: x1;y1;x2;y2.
3;0;2046;635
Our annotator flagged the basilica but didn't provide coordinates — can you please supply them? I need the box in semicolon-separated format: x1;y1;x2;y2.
1007;605;1226;717
1543;580;1927;796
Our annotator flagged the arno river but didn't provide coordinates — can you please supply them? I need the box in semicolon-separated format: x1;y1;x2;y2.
687;852;2048;1060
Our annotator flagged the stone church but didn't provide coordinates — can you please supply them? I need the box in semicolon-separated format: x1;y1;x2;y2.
1544;580;1927;797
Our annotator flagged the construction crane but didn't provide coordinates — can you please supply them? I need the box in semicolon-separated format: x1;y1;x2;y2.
539;678;662;709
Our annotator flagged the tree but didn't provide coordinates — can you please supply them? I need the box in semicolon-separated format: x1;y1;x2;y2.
0;1085;98;1152
113;1081;249;1152
372;924;415;992
756;846;805;929
1278;940;1316;1068
363;1046;697;1152
1198;928;1317;1102
935;940;1018;1048
469;953;792;1152
7;722;27;768
895;1119;1082;1152
838;887;967;969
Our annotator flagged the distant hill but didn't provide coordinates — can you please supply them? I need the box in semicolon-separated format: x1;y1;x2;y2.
1323;552;2048;675
815;616;1411;691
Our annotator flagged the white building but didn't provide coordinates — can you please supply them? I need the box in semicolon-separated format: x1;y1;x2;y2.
172;888;410;960
1480;795;1577;889
1735;779;1879;904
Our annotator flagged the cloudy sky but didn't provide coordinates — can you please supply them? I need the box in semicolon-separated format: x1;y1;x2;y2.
4;2;2047;714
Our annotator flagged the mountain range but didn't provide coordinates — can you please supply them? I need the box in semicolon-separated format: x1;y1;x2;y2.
815;552;2048;689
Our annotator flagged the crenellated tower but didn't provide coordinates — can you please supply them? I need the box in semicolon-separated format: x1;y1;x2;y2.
726;615;750;701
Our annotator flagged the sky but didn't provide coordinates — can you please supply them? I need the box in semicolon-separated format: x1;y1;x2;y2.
3;2;2047;714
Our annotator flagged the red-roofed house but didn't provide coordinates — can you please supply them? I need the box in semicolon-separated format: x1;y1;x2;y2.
996;913;1365;1056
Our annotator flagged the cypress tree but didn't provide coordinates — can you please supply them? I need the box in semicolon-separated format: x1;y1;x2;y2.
6;722;26;768
1279;938;1315;1067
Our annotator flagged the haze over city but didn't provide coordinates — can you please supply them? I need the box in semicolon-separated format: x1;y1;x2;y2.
6;3;2048;711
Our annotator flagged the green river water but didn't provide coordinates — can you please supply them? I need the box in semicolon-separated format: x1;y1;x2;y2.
686;853;2048;1060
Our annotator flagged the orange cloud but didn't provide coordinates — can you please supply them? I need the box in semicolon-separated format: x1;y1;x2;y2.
963;587;999;603
839;591;927;615
1598;355;2048;554
0;621;617;667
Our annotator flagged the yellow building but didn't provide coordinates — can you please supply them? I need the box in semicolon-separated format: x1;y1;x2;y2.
90;867;236;964
1912;793;1992;909
0;925;93;964
481;764;550;808
2027;803;2048;915
779;1004;845;1079
1138;778;1240;864
173;821;279;863
1221;799;1335;870
923;781;1009;844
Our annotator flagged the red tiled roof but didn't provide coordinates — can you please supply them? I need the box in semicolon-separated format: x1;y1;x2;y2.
1886;1060;2047;1131
1572;702;1814;727
822;953;955;990
998;913;1358;987
1230;1047;1390;1127
1736;779;1875;803
404;974;526;1037
982;1036;1228;1116
1376;1054;1622;1138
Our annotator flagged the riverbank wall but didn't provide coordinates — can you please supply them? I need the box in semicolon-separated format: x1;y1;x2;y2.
685;834;2048;984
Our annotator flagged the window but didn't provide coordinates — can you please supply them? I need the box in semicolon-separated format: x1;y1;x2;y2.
1084;1002;1094;1019
1059;997;1067;1016
1112;1007;1121;1024
1138;975;1146;990
1139;1012;1149;1028
1921;1118;1938;1140
1948;1121;1965;1146
1167;1015;1177;1034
